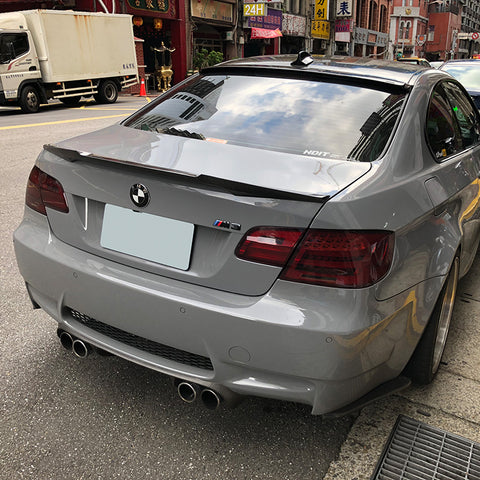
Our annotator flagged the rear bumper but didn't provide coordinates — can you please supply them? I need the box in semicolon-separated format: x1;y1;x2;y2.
13;209;443;414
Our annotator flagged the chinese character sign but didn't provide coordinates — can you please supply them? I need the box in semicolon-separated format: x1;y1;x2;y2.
314;0;329;21
127;0;169;13
336;0;352;17
247;8;282;29
311;20;330;39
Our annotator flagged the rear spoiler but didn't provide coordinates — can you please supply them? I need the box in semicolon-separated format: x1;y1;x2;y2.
43;144;330;204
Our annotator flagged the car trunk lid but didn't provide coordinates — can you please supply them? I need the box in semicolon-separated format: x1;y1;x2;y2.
37;125;371;296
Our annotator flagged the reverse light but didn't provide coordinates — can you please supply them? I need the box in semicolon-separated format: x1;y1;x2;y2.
26;166;69;215
235;227;304;267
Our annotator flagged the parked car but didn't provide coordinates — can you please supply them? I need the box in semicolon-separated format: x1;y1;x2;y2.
429;61;444;69
14;54;480;416
396;56;431;67
440;59;480;108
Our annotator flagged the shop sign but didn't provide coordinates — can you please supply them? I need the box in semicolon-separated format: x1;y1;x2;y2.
311;20;330;39
126;0;169;14
336;0;352;17
251;27;282;39
244;3;266;16
335;31;350;42
244;0;283;3
314;0;329;21
248;8;282;30
355;27;368;44
191;0;233;22
335;18;352;32
282;14;306;36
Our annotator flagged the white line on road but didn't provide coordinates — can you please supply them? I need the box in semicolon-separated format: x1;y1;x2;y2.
0;114;129;130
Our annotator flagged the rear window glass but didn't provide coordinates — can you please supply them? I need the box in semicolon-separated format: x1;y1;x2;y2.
124;74;407;162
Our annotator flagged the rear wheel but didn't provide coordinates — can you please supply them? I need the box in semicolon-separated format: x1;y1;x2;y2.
19;86;40;113
406;256;459;384
94;80;118;104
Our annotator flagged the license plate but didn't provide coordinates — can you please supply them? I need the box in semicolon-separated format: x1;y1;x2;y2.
101;204;194;270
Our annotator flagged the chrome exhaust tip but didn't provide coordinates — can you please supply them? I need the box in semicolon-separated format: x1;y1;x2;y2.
200;388;222;410
177;381;201;403
58;330;74;351
72;338;92;358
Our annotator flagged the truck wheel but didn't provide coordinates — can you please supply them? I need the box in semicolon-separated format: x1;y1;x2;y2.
60;97;81;106
405;255;459;385
20;86;40;113
94;80;118;104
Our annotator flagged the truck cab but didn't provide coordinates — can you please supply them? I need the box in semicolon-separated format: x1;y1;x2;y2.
0;14;42;112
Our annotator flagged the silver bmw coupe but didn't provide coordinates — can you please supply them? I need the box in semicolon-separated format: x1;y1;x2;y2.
13;54;480;415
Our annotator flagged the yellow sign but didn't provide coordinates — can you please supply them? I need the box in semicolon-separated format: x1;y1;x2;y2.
311;20;330;39
244;3;265;16
314;0;329;21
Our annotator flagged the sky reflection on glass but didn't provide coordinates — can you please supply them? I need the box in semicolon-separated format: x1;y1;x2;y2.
133;75;403;161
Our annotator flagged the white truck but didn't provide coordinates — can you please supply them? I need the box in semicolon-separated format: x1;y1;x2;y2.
0;9;138;113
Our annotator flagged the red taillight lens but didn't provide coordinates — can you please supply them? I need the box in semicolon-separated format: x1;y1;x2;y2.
235;227;304;267
25;166;69;215
280;230;394;288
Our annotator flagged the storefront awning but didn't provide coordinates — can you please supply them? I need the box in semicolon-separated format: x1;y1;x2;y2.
250;27;282;39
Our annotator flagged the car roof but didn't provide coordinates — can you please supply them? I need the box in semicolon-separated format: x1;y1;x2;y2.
441;59;480;66
203;54;442;88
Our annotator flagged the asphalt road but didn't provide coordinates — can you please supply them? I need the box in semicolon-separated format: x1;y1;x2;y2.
0;97;354;480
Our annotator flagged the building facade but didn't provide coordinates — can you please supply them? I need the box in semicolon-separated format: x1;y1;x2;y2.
1;0;476;90
424;0;462;61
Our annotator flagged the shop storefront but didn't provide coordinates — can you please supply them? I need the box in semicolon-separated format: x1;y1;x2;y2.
125;0;186;87
354;27;389;57
281;13;306;54
190;0;237;67
244;8;282;57
334;18;353;54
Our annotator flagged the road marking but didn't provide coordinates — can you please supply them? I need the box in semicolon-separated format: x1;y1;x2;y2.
76;107;139;111
0;114;128;130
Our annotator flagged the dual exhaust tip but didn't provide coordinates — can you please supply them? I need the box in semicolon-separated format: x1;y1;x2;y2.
58;329;229;411
176;380;223;411
58;329;92;358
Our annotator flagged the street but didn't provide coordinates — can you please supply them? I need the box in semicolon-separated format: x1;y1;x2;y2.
0;97;354;480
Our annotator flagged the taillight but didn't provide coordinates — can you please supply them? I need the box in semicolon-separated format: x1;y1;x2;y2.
25;166;69;215
280;230;394;288
235;227;304;267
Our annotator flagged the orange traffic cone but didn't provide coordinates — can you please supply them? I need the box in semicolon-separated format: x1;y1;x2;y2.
139;78;146;97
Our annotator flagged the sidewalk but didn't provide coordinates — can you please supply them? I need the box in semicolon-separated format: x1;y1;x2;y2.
324;255;480;479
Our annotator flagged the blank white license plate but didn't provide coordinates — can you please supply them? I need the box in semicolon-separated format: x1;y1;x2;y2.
101;204;194;270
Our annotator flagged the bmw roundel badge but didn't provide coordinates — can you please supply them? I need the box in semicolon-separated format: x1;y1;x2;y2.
130;183;150;208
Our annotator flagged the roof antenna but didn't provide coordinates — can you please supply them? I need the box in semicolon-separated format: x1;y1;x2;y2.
291;51;314;67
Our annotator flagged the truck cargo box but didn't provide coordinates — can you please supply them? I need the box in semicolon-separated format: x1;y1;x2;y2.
17;9;137;83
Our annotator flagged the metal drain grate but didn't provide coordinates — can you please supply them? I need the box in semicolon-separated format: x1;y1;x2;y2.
371;415;480;480
68;308;214;371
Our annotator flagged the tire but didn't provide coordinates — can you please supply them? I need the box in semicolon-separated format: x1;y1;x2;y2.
59;97;81;106
406;256;459;385
19;86;40;113
94;80;118;104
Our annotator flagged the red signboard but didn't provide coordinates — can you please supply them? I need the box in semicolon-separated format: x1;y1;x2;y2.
250;27;283;39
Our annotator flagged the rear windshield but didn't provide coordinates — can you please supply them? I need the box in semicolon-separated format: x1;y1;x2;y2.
124;73;407;162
